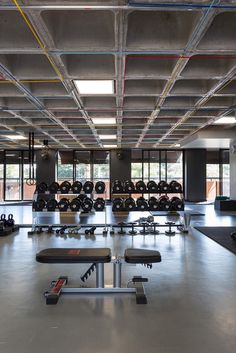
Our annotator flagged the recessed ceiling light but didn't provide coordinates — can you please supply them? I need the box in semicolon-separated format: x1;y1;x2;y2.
4;135;27;140
74;80;114;95
103;144;117;148
99;134;116;140
92;118;116;125
214;117;236;125
175;144;181;147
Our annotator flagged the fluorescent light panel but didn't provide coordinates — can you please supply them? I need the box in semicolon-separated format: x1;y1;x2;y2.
214;117;236;125
103;144;117;148
99;134;116;140
4;135;27;140
74;80;114;95
92;118;116;125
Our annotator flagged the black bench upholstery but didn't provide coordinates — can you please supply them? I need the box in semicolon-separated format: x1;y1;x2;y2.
124;248;161;264
36;248;111;264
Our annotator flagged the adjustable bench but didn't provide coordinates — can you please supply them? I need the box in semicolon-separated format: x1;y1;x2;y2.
36;247;161;305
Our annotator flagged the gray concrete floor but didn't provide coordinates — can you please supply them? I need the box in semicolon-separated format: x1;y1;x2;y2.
0;204;236;353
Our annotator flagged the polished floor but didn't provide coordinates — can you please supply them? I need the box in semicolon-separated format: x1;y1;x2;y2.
0;204;236;353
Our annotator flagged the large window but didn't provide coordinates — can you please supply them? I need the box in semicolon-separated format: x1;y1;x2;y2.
57;151;74;183
93;151;110;198
5;151;22;201
75;151;91;182
221;150;230;197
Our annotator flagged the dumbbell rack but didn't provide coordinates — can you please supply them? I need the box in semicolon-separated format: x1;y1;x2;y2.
112;190;184;213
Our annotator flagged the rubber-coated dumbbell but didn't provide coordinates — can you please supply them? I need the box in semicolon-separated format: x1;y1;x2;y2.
112;180;123;193
170;197;183;211
69;198;81;212
81;197;93;212
158;180;169;193
148;196;159;211
6;214;15;227
150;222;159;235
112;198;123;211
136;197;148;211
46;199;58;211
85;226;96;235
136;180;147;193
124;180;135;193
60;181;71;193
83;181;94;194
95;181;105;194
48;181;59;194
33;199;46;211
58;198;70;211
165;222;176;236
118;222;126;235
93;198;105;211
71;181;82;193
169;180;182;193
140;222;149;235
78;194;87;202
56;225;68;235
36;182;47;193
128;222;137;235
147;180;158;193
124;197;136;211
158;195;170;211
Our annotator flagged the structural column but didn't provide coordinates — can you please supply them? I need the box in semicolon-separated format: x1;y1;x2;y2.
230;140;236;199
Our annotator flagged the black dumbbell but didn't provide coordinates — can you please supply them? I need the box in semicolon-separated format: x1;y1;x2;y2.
36;182;47;193
124;180;135;193
147;180;158;193
83;181;94;194
165;222;176;236
69;198;81;212
170;197;183;211
81;197;93;212
128;222;137;235
0;214;6;227
150;222;159;235
158;195;170;211
93;198;105;211
95;181;105;194
136;197;148;211
148;196;159;211
33;199;46;211
60;181;71;193
6;214;15;227
56;225;68;235
78;194;87;202
112;198;123;211
124;197;136;211
112;180;123;193
118;222;126;235
136;180;147;193
58;198;70;211
71;181;82;193
140;222;149;235
85;226;96;235
46;199;58;211
169;180;182;193
158;180;169;193
48;181;59;194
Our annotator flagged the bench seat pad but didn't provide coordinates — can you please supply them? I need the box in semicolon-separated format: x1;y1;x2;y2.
36;248;111;264
124;248;161;264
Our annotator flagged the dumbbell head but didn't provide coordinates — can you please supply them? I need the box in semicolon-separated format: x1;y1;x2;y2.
170;197;183;211
124;197;136;211
93;198;105;211
169;180;182;193
83;181;94;194
46;199;58;211
147;180;158;193
33;199;46;211
158;180;169;193
59;181;71;193
36;182;47;193
58;198;70;211
136;180;147;193
81;197;93;212
69;198;81;211
6;214;15;227
78;194;86;202
136;197;148;211
158;195;170;211
124;180;135;193
71;181;82;193
112;180;123;193
148;196;159;211
95;181;105;194
112;198;123;211
48;181;59;194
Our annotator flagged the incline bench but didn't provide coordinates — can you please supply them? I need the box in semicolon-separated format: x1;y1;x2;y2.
36;247;161;305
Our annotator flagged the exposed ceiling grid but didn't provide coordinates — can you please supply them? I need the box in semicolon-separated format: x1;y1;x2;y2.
0;0;236;148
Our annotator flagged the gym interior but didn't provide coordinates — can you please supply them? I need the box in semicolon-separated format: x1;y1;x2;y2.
0;1;236;353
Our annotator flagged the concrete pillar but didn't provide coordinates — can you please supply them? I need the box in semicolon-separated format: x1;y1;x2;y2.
110;149;131;183
36;149;57;185
230;140;236;199
184;149;206;202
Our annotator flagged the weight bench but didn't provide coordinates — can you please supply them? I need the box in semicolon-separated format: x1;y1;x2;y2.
36;247;161;305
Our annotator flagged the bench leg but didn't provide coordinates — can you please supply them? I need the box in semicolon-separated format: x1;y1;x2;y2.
96;263;104;288
113;261;122;288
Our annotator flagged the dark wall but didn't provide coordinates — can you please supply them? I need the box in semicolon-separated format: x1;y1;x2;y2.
36;149;57;185
184;149;206;202
230;140;236;199
110;150;131;183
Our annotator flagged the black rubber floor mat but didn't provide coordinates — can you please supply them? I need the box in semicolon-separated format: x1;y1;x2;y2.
195;226;236;254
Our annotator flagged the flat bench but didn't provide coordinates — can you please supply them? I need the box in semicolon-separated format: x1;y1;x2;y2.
36;247;161;305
